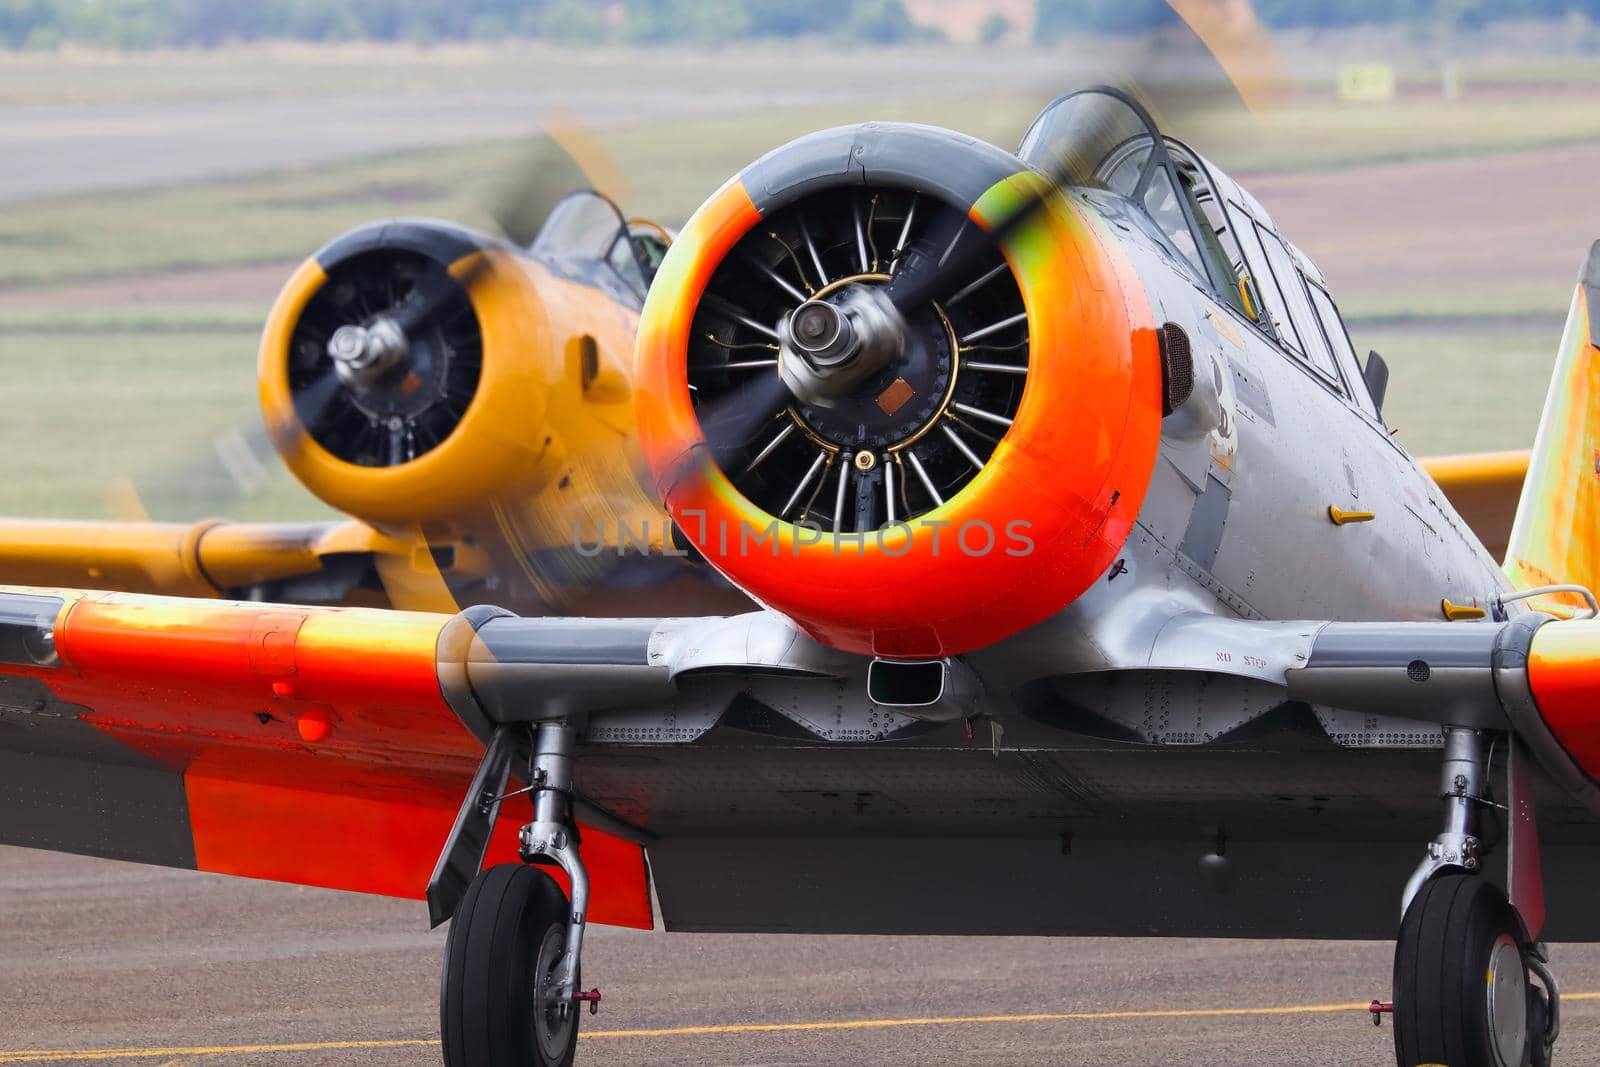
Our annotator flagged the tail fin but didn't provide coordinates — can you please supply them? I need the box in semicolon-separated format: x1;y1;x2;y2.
1504;240;1600;613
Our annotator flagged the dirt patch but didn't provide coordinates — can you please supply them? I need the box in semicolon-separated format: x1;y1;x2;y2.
1241;140;1600;311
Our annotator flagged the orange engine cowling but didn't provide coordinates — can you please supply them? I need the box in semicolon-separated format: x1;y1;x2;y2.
258;220;559;528
634;123;1166;659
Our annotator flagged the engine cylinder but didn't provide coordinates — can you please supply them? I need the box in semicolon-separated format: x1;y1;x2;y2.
634;123;1166;658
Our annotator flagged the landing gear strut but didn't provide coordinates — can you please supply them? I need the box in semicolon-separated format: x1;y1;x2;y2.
1391;727;1558;1067
440;720;594;1067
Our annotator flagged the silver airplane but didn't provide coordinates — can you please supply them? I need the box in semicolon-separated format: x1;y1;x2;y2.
1;88;1596;1067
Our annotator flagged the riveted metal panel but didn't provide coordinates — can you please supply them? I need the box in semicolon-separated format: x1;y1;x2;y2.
1179;474;1231;572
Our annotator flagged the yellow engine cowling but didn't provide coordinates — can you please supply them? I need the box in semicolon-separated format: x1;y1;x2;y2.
258;220;565;526
254;218;731;616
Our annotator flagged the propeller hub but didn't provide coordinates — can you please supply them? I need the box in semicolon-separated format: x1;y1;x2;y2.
789;300;852;362
328;318;409;390
778;286;904;407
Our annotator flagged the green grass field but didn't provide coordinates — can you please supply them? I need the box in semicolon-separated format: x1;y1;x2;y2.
1;327;328;521
1358;321;1560;456
0;41;1589;522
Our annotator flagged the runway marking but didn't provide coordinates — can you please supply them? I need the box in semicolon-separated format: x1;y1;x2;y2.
0;1041;437;1063
4;994;1600;1062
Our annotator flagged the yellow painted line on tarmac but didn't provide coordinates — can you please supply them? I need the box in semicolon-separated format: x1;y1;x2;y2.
4;994;1600;1063
0;1041;436;1064
585;1001;1370;1038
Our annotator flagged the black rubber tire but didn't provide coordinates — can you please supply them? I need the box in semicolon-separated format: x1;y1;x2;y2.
441;863;579;1067
1527;983;1552;1067
1393;873;1529;1067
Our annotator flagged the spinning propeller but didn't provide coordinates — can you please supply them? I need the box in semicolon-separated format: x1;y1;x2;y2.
105;15;1281;617
280;133;613;462
685;106;1106;483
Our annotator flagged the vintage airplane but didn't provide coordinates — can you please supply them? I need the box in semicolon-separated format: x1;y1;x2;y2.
0;175;749;620
2;86;1597;1067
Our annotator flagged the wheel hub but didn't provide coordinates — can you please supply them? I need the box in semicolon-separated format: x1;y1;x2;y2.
1486;932;1529;1067
532;923;574;1062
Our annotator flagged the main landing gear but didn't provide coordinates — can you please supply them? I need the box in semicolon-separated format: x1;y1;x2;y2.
440;722;597;1067
1390;727;1559;1067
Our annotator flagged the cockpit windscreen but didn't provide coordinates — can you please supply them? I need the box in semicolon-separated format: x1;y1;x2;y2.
530;190;656;305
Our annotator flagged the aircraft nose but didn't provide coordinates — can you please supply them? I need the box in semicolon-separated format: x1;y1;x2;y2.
633;125;1166;658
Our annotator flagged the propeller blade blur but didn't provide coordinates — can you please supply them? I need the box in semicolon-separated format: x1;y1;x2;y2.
490;124;630;248
698;372;795;453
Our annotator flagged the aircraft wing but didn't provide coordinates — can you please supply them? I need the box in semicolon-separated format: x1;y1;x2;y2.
6;581;1600;939
1421;450;1529;563
0;518;406;606
0;586;652;929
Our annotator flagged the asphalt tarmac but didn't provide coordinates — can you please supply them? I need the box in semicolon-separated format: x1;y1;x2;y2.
4;846;1600;1066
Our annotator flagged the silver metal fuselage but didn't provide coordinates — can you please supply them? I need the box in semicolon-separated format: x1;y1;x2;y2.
560;155;1593;941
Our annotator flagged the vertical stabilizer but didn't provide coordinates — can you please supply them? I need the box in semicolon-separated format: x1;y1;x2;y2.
1504;241;1600;614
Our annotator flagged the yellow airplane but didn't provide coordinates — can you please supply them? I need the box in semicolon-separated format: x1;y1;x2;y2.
0;186;750;620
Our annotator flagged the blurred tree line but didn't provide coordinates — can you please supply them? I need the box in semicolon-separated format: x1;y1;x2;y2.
0;0;928;48
1;0;1598;49
1035;0;1600;37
